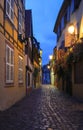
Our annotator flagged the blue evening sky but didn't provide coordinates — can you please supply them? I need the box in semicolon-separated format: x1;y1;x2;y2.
25;0;64;65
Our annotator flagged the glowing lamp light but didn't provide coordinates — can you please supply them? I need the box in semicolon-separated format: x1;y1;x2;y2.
68;24;75;34
40;49;42;55
47;65;50;69
49;55;53;60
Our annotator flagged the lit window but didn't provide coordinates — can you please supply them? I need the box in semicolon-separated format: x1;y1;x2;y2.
6;0;14;22
18;56;23;83
6;45;14;83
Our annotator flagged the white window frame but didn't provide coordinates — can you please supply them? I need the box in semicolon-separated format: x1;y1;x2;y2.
6;0;14;23
19;10;23;34
18;56;23;83
6;45;14;83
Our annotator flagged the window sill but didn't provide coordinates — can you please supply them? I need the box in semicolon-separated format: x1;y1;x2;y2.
5;83;14;88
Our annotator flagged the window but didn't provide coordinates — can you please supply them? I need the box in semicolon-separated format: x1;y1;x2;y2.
19;10;23;34
61;17;64;30
70;0;74;13
6;45;14;83
70;0;81;14
18;56;23;83
21;0;25;6
67;6;70;22
6;0;14;22
28;73;30;86
57;24;61;40
64;11;67;25
28;38;32;49
74;0;81;10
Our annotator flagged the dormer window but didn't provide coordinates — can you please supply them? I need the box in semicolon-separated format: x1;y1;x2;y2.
6;0;14;23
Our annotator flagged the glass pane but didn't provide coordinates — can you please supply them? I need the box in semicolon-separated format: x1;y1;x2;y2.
18;69;23;82
19;11;21;23
11;9;14;20
11;50;14;64
70;0;74;13
18;56;23;83
11;0;14;8
6;46;10;63
11;66;14;80
20;70;23;81
20;13;22;23
6;64;10;80
19;25;21;34
20;60;22;68
7;2;10;15
18;70;21;81
67;6;70;22
19;11;23;33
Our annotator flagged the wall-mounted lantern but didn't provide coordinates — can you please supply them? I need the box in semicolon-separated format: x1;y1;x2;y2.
18;34;38;44
67;23;79;44
68;24;75;34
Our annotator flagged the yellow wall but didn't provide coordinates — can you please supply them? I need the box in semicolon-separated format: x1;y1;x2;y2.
80;16;83;38
0;1;4;28
0;33;5;88
0;0;26;111
72;65;83;100
0;32;26;111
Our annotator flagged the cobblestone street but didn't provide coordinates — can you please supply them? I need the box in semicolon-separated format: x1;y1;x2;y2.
0;85;83;130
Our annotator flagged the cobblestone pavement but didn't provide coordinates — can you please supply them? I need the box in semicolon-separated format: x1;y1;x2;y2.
0;85;83;130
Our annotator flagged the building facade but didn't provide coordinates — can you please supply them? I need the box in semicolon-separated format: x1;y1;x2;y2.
42;64;51;84
33;41;42;88
25;10;33;94
0;0;26;110
52;46;57;86
49;55;55;85
53;0;83;99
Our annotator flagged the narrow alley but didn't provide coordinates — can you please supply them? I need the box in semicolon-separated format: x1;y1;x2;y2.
0;85;83;130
